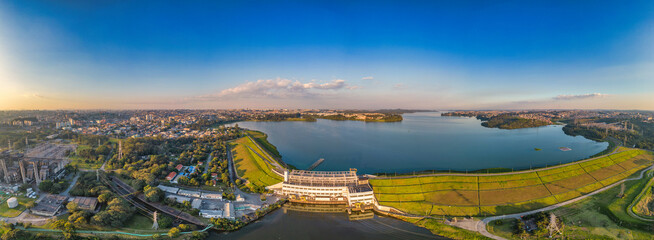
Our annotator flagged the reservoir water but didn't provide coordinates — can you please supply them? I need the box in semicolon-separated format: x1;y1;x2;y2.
236;112;608;174
215;204;443;240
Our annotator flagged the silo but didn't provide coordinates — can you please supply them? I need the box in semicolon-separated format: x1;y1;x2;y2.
7;197;18;208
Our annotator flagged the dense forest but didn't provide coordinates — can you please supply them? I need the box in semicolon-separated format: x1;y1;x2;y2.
481;115;551;129
562;119;654;150
307;113;403;122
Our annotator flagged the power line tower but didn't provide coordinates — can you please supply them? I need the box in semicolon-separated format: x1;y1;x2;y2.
618;183;625;198
118;141;123;160
152;211;159;230
547;212;561;237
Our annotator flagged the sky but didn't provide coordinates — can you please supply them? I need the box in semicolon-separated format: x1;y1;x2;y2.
1;0;653;110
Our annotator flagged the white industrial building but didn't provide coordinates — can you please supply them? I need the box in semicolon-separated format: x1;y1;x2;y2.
275;169;376;209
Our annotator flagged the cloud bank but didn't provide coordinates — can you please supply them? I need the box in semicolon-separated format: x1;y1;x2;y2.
202;78;351;99
553;93;607;100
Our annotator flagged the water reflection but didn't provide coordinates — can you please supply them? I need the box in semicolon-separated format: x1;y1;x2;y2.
212;203;445;239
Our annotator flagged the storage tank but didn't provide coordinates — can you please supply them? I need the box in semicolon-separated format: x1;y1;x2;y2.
7;197;18;209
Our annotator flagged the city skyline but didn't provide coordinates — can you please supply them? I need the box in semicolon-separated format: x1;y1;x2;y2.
1;1;654;110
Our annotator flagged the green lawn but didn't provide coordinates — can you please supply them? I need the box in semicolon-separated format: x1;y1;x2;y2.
0;196;35;217
231;136;283;189
123;214;155;230
371;149;654;217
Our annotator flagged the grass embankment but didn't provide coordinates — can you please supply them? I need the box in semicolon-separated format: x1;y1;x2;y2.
398;216;492;240
231;136;283;189
0;196;35;217
487;168;654;239
247;130;282;159
371;148;654;217
631;174;654;219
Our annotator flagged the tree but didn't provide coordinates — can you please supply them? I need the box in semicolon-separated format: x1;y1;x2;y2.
98;192;113;203
191;231;208;240
39;180;54;192
1;229;28;240
178;224;191;231
25;201;35;209
168;227;181;238
66;202;79;212
178;176;189;185
131;179;146;191
145;187;164;202
158;215;173;229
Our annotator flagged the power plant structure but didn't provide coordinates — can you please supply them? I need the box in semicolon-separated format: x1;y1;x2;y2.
0;143;73;184
270;168;376;212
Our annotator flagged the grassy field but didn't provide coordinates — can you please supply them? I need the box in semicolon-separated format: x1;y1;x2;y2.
371;148;654;217
231;136;283;189
0;196;35;217
68;144;103;169
487;168;654;239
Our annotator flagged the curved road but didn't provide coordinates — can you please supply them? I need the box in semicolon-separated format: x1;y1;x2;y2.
471;165;654;240
626;173;654;222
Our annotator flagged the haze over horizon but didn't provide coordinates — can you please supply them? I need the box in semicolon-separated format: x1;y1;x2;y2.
1;1;653;110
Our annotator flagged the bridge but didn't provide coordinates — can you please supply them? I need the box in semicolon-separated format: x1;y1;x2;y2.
306;158;325;171
100;174;208;227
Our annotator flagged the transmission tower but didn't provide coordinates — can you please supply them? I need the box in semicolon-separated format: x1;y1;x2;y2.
152;211;159;230
547;212;561;237
618;183;625;198
118;141;123;160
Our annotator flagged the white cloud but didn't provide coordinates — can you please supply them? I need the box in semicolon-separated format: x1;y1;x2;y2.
201;78;351;99
393;83;407;90
553;93;607;100
361;76;374;80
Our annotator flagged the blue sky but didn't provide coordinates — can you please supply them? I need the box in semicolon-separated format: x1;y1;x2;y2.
1;0;653;109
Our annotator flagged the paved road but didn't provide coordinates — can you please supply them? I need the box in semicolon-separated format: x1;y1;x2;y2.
61;172;80;196
626;172;654;222
466;165;654;240
246;134;286;171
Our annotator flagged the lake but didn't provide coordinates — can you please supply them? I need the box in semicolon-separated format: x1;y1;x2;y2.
236;112;608;174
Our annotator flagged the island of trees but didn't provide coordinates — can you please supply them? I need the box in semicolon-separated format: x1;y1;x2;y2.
443;112;552;129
